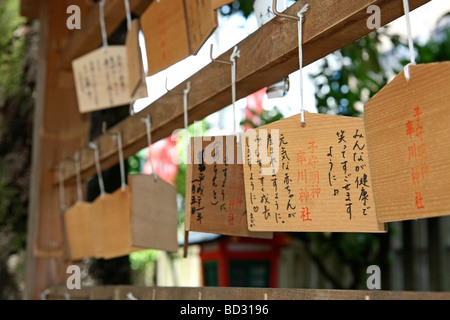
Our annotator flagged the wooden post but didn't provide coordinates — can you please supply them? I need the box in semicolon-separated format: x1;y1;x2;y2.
25;0;89;300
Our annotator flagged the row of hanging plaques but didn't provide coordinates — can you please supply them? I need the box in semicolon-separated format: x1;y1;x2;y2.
65;0;450;261
72;0;222;113
64;172;179;261
184;61;450;238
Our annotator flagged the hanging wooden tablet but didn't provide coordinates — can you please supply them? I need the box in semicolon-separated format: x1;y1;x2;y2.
140;0;217;76
90;189;143;259
72;45;147;113
128;174;179;253
64;202;95;261
242;113;387;233
184;0;217;55
364;62;450;223
185;136;272;239
125;19;148;98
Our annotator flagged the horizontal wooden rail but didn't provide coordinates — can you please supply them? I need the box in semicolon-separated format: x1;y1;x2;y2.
57;0;431;186
45;285;450;300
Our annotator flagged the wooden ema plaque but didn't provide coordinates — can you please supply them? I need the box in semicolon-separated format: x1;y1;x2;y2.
185;136;272;239
72;46;147;113
90;188;143;259
64;202;95;261
128;174;179;253
140;0;217;76
242;113;387;233
90;175;179;259
364;62;450;222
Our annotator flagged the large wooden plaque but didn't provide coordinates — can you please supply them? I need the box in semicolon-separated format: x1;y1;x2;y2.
364;62;450;222
242;113;386;233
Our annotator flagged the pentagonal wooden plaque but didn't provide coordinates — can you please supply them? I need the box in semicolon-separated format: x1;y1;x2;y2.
242;113;386;233
364;62;450;222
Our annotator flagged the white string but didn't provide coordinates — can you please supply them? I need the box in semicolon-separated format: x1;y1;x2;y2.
183;82;191;165
230;46;240;140
142;115;158;180
402;0;416;80
58;163;66;213
89;142;106;198
124;0;132;31
183;82;191;131
99;0;108;50
116;132;127;191
297;4;309;126
74;151;83;203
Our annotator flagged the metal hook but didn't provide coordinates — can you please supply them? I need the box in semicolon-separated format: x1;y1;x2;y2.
165;78;191;95
210;44;232;65
272;0;300;21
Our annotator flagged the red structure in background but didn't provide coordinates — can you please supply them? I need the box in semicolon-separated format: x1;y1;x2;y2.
142;136;178;184
199;233;289;288
243;87;266;131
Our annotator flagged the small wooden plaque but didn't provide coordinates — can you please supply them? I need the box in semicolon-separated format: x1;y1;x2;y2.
72;46;147;113
140;0;217;76
64;202;95;261
140;0;190;76
129;174;179;253
242;113;386;233
184;0;218;55
186;136;273;239
90;189;143;259
364;62;450;222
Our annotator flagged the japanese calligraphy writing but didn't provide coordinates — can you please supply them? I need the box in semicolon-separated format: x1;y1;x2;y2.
72;46;147;113
242;113;385;232
187;136;272;238
406;106;428;210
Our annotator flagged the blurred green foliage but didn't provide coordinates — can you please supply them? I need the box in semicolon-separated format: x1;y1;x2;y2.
0;0;35;299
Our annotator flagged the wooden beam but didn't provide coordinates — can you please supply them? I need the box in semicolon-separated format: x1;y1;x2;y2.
58;0;431;186
46;285;450;300
60;0;152;70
